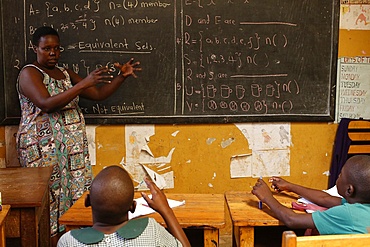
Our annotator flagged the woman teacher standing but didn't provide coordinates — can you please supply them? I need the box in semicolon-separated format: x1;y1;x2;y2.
15;26;141;245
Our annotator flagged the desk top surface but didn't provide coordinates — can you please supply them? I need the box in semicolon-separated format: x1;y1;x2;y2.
60;192;225;229
0;167;53;207
225;191;302;227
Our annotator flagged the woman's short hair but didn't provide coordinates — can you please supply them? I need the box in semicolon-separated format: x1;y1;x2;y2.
32;26;59;46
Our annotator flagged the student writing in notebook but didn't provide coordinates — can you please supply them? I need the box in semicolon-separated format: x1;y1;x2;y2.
252;155;370;235
57;165;190;247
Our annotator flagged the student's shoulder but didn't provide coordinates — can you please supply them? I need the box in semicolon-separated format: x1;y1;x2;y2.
57;231;75;246
312;201;368;219
146;217;166;228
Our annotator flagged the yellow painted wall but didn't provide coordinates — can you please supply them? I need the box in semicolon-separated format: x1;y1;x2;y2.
93;123;337;193
338;29;370;57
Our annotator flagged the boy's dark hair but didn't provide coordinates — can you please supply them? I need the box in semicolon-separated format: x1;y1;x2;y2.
89;166;135;225
346;155;370;201
32;26;59;46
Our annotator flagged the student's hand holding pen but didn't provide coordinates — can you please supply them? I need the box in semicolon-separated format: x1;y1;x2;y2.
251;177;274;203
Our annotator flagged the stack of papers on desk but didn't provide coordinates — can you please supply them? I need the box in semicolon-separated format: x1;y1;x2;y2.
129;196;185;219
296;185;342;213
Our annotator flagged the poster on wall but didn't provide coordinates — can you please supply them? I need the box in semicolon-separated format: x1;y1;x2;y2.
340;2;370;30
341;0;370;4
336;2;370;123
231;123;291;178
336;57;370;122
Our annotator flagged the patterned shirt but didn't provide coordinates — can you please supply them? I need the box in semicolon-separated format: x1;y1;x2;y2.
57;218;182;247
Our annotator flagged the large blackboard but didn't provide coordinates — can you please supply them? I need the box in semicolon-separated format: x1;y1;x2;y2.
0;0;339;124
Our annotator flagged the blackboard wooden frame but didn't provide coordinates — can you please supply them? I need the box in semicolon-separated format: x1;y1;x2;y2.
1;0;339;125
0;0;3;125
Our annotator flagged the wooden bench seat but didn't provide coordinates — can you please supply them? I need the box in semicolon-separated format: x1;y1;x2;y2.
282;231;370;247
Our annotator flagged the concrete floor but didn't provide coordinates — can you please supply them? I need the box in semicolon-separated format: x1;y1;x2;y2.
219;234;232;247
185;227;286;246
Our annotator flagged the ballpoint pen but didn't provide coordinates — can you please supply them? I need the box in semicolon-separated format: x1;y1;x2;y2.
258;176;263;209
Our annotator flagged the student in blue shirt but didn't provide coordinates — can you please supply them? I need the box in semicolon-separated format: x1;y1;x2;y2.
252;155;370;234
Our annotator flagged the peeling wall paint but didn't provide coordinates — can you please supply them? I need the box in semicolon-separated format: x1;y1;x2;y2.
91;123;336;194
221;138;235;148
206;138;216;145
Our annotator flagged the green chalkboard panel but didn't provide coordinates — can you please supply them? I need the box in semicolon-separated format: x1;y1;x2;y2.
0;0;339;124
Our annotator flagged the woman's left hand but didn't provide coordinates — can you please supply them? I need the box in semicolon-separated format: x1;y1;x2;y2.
114;58;142;78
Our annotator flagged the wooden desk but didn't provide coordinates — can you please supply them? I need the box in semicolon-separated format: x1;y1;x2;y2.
0;167;53;247
225;191;302;247
0;205;11;247
60;192;225;247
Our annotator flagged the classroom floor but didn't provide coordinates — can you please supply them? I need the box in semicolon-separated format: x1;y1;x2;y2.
218;229;284;247
186;226;305;246
219;234;232;247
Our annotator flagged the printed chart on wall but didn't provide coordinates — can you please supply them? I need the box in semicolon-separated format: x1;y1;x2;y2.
336;1;370;122
336;57;370;122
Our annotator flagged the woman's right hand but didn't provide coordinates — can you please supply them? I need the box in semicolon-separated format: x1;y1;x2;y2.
84;66;114;87
114;58;141;78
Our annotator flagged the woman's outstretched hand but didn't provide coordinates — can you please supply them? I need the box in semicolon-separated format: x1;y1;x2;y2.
114;58;142;78
85;66;114;85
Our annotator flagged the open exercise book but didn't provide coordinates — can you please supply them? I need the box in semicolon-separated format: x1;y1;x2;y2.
129;196;185;220
293;185;342;213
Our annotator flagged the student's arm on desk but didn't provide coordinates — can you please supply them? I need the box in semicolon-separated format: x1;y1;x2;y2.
269;177;342;208
252;178;316;229
141;178;191;247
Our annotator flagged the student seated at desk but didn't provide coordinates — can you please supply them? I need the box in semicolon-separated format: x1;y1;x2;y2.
57;166;190;247
252;155;370;235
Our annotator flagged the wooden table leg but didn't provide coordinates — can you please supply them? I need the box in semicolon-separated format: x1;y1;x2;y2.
0;205;11;247
204;229;219;247
38;191;50;247
20;208;36;247
0;223;5;247
234;226;254;247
